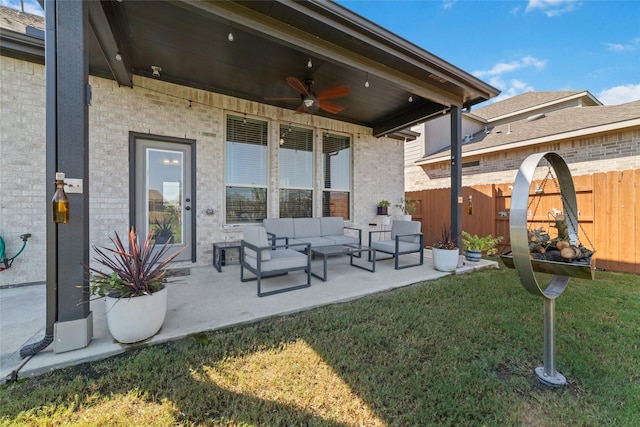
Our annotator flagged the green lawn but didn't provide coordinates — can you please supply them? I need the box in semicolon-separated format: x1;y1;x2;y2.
1;262;638;426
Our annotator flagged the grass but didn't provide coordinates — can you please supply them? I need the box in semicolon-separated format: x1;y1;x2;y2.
1;262;639;426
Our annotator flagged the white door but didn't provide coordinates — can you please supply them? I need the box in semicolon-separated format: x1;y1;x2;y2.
135;137;193;262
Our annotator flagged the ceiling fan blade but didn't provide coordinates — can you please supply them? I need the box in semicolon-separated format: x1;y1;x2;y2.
318;100;344;114
286;77;309;96
295;103;308;114
316;85;350;100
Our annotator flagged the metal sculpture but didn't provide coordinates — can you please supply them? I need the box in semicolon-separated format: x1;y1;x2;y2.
509;152;584;387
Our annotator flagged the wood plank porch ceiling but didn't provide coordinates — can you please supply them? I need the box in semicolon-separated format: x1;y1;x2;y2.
89;1;500;140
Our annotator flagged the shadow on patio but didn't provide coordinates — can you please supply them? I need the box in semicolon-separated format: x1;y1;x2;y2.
1;250;497;382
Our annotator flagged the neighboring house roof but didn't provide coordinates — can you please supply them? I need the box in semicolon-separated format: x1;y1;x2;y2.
471;90;602;121
0;6;43;33
417;100;640;164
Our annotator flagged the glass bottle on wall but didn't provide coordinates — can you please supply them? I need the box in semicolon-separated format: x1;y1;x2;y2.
52;172;69;224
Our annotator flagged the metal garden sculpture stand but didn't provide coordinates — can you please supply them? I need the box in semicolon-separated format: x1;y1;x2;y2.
508;152;594;387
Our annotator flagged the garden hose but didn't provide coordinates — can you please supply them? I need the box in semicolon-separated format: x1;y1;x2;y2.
0;233;31;270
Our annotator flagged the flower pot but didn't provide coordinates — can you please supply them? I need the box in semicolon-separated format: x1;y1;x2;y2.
380;215;391;226
377;206;388;215
105;286;168;343
465;249;482;262
432;247;459;272
399;214;412;221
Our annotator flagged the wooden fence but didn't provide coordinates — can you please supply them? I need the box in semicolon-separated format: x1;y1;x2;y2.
407;169;640;275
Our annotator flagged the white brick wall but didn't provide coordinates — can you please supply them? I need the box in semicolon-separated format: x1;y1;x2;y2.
0;56;404;286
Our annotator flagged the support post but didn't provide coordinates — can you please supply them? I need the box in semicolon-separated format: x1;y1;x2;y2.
450;105;462;247
535;296;567;387
48;0;92;353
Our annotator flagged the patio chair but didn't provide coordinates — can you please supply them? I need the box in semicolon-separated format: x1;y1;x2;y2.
240;226;312;297
368;220;424;270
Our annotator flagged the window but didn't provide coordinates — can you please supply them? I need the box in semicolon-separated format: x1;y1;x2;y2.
279;125;313;218
322;133;351;218
225;115;268;223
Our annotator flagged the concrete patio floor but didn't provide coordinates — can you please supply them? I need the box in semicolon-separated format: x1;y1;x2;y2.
1;250;498;383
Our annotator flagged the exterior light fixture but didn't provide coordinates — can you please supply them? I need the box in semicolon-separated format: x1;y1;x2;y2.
364;73;370;88
307;57;312;68
408;94;413;102
115;52;122;61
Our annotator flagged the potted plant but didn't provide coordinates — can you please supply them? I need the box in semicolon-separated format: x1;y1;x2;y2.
461;231;503;262
377;200;391;216
431;224;459;272
396;197;417;221
89;227;184;343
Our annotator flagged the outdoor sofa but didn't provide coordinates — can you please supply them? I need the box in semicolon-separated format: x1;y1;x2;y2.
262;217;362;250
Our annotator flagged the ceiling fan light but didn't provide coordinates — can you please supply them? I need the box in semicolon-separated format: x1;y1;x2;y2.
303;98;314;107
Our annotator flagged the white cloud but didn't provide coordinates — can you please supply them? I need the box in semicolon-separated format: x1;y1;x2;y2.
473;56;544;102
603;37;640;52
473;56;547;78
442;0;458;10
525;0;580;17
596;84;640;105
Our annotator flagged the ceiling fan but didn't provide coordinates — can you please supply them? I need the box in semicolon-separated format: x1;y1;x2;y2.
265;77;350;114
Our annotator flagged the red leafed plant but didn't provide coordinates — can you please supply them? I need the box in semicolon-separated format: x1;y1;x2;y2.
89;227;184;298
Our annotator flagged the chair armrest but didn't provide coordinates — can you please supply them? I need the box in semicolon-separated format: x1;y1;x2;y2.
368;229;391;245
241;241;310;261
394;233;424;248
345;226;362;245
266;231;289;248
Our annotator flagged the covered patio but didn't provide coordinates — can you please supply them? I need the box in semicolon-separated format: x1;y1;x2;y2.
2;253;497;381
1;0;499;368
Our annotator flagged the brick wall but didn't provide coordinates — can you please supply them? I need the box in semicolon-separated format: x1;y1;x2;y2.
405;129;640;191
0;56;404;287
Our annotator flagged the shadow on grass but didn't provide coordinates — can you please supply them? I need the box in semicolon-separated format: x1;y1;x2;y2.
1;265;639;425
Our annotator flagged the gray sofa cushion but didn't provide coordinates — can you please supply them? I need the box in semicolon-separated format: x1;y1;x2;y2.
320;217;344;237
391;220;421;243
371;240;421;253
295;236;336;247
327;235;359;245
293;218;321;238
242;226;271;261
244;248;307;271
263;218;295;238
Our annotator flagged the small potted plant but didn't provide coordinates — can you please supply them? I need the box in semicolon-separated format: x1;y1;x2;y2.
89;227;184;343
431;224;459;272
377;200;391;216
461;231;503;262
396;197;417;221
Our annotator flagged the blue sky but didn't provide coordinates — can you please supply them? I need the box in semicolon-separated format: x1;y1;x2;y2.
338;0;640;105
5;0;639;105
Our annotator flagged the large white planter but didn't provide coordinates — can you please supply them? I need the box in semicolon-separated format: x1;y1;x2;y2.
432;248;459;272
105;286;168;343
399;214;412;221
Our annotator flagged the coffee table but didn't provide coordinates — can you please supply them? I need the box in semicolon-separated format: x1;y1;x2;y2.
310;244;376;281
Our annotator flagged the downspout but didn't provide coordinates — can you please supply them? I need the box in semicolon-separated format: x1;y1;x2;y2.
20;0;57;359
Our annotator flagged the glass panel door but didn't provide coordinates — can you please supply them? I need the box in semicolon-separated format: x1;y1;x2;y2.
135;138;193;262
